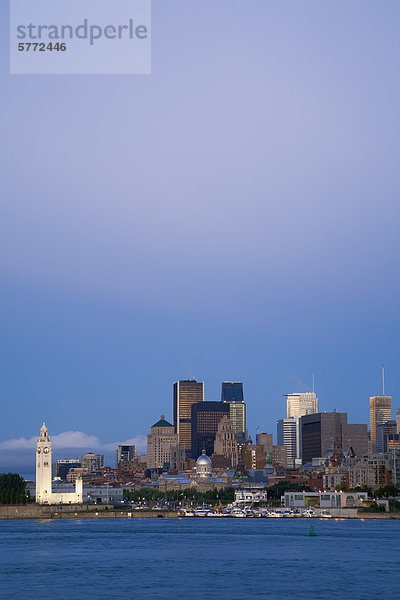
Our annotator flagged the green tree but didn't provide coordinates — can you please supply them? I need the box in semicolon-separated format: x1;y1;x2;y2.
0;473;27;504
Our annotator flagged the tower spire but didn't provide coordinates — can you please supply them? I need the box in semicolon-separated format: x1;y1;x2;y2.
382;365;385;396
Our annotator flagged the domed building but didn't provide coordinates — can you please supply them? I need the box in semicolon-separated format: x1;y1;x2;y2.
196;450;212;478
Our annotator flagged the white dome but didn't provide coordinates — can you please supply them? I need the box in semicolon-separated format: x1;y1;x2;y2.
196;450;212;478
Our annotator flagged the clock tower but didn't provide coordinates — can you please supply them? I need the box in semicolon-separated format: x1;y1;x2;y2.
36;422;53;504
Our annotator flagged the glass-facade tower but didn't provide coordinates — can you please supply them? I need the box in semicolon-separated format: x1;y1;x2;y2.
173;380;204;453
221;382;246;441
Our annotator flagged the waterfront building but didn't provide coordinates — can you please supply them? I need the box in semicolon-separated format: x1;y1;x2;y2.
116;445;136;467
282;490;368;510
173;379;204;453
191;401;229;459
213;415;238;467
370;396;392;451
82;486;123;505
56;458;81;481
301;412;368;464
221;382;246;441
146;415;178;469
81;453;104;474
36;423;82;505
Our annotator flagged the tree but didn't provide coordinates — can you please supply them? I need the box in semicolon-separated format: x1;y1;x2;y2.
0;473;27;504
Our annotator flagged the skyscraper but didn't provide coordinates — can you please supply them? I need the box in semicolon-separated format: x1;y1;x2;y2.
370;396;392;450
277;418;298;467
286;392;318;419
281;392;318;463
221;381;246;441
191;401;230;458
173;379;204;453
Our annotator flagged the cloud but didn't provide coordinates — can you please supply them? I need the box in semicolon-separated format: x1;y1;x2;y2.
0;431;147;474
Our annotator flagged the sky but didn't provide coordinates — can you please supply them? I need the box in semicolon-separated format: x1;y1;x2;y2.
1;0;400;476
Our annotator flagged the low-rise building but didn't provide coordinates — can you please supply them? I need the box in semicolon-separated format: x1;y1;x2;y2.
282;490;368;509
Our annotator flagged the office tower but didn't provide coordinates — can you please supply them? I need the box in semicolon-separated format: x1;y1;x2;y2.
301;412;347;464
286;392;318;419
376;420;397;453
370;396;392;450
301;412;368;464
56;458;81;481
81;452;104;474
277;418;298;467
116;445;136;467
256;432;273;454
146;415;178;469
191;401;229;458
214;415;238;467
173;380;204;453
221;381;246;441
397;409;400;434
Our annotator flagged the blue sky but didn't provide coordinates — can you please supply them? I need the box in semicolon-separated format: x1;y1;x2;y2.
1;0;400;475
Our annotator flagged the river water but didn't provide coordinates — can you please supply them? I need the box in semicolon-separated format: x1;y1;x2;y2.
1;517;399;599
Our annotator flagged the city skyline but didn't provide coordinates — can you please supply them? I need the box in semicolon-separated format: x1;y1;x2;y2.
1;371;398;476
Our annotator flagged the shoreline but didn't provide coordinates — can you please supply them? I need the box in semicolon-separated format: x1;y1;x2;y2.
1;504;400;520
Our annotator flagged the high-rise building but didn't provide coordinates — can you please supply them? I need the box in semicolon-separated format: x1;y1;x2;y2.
116;445;136;466
376;420;397;453
256;432;273;454
396;409;400;434
191;401;229;458
173;380;204;453
81;453;104;474
301;412;368;464
56;458;81;481
286;392;318;419
146;415;178;469
370;396;392;450
213;415;238;467
277;418;298;467
221;382;246;441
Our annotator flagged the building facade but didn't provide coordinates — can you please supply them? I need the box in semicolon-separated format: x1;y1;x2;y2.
146;415;178;469
191;401;229;459
221;382;246;441
81;453;104;474
301;412;368;465
213;415;238;467
116;445;136;466
277;417;298;467
36;423;82;505
56;459;81;481
286;392;318;419
173;380;204;453
370;396;392;451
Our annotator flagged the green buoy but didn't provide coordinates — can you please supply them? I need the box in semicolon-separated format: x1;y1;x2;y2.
305;523;317;536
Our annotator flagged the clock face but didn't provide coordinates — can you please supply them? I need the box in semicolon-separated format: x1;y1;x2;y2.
43;447;49;454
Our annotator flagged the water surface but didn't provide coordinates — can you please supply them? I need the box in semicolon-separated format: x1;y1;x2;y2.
1;518;398;599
